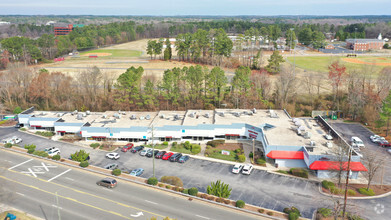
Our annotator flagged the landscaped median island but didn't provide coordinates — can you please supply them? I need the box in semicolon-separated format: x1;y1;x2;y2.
204;140;245;162
277;168;309;179
170;141;201;155
321;180;391;197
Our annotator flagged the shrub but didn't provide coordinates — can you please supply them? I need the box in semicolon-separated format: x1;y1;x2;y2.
207;195;215;200
277;170;289;174
266;212;274;216
284;206;301;220
322;180;335;190
33;150;49;157
172;142;177;147
13;106;22;114
4;143;12;148
207;180;232;198
237;155;246;162
147;177;158;186
329;186;345;195
290;168;308;178
191;144;201;154
188;187;198;196
52;154;61;160
166;185;171;189
358;188;375;196
249;152;253;158
216;197;223;203
317;208;332;218
184;141;191;150
258;209;264;213
163;141;168;146
36;131;54;137
79;161;89;168
24;144;36;151
158;183;164;187
223;199;231;204
206;140;225;148
20;128;27;131
347;213;365;220
160;176;183;187
236;200;245;208
70;150;90;162
112;169;121;176
347;189;356;196
256;158;266;165
90;143;100;149
288;212;300;220
27;148;35;154
182;189;189;194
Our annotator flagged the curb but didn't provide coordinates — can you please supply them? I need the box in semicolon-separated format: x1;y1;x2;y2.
317;184;391;200
0;146;287;220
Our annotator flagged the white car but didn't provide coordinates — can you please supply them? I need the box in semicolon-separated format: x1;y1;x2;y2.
44;147;56;152
232;164;244;174
370;135;381;143
387;149;391;155
139;148;152;156
106;152;120;160
351;136;365;149
47;148;60;157
324;134;333;140
242;164;253;175
11;136;22;144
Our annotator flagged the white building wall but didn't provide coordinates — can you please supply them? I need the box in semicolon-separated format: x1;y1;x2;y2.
276;159;307;168
29;120;57;127
55;126;82;133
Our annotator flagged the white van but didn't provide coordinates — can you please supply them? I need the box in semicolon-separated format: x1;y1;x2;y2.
351;136;365;150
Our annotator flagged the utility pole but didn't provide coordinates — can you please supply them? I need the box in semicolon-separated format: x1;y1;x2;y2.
252;139;255;163
150;125;156;178
342;147;352;218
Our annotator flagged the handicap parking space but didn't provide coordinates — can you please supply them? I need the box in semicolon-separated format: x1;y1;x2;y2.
8;158;72;182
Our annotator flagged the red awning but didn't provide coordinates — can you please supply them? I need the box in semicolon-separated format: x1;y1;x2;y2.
92;136;106;138
31;125;41;127
57;131;66;133
165;136;173;138
225;134;240;136
267;151;304;160
309;161;367;172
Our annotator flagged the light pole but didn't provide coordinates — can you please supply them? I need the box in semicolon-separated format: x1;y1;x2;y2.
252;139;255;163
342;147;352;218
149;125;156;178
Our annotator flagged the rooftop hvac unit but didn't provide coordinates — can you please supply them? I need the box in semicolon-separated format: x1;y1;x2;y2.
233;112;240;117
102;115;107;119
57;113;64;117
82;113;87;117
174;114;180;120
160;114;165;119
310;140;316;147
86;111;91;115
140;116;145;120
220;112;225;117
304;132;312;139
77;114;83;120
295;120;302;126
248;111;253;116
146;115;151;120
205;113;209;118
130;114;137;120
113;113;121;119
252;108;257;114
189;112;195;118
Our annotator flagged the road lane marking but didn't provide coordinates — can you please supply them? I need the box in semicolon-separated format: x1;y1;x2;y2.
3;168;165;218
52;204;63;210
0;175;133;220
65;177;74;181
145;200;158;205
130;212;143;217
196;214;211;219
8;159;33;170
16;192;25;196
21;168;44;177
33;162;57;171
47;169;71;182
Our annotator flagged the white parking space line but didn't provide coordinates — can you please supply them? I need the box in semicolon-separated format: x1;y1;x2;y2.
47;169;72;182
8;159;33;170
15;192;25;196
21;168;45;177
145;200;158;205
52;204;63;210
65;177;74;181
195;214;211;219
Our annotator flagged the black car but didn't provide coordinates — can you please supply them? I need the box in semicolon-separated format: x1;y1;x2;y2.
155;151;166;159
146;150;159;158
178;155;190;163
96;178;117;188
169;153;182;162
131;146;144;153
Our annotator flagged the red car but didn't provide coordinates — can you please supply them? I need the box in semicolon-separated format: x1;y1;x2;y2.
162;152;174;160
121;143;134;152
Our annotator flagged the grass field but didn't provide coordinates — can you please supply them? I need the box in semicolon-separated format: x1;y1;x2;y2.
287;56;388;74
80;49;142;57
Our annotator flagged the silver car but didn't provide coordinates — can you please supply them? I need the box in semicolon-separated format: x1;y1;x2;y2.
139;148;152;156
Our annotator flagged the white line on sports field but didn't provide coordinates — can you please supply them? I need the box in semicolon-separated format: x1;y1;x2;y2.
195;214;211;219
145;200;158;205
15;192;25;196
8;159;33;170
47;169;71;182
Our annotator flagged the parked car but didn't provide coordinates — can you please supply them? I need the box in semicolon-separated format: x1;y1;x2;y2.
232;164;244;174
106;152;120;160
130;168;144;176
146;150;159;158
162;152;174;160
11;137;22;144
44;147;56;152
96;178;117;188
155;151;166;159
121;143;134;152
104;163;118;170
131;146;144;153
178;155;190;163
47;148;60;157
140;148;152;156
387;149;391;155
242;164;253;175
370;135;381;143
351;136;365;150
169;153;183;162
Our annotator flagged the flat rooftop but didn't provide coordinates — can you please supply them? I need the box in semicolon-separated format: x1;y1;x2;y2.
182;110;214;126
90;111;157;128
151;111;186;127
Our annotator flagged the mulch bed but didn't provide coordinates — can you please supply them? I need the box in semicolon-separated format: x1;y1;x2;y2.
322;184;391;197
214;143;243;151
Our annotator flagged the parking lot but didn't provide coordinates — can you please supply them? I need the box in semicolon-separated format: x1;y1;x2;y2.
328;121;391;184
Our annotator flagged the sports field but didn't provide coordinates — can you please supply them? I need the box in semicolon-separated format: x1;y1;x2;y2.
287;56;391;73
80;49;142;57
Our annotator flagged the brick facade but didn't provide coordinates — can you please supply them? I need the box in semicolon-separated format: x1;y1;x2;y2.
346;39;384;51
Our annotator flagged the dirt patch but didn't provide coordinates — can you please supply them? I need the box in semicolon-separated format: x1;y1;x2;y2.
81;52;112;57
322;184;391;197
343;58;391;66
214;143;243;151
0;120;17;127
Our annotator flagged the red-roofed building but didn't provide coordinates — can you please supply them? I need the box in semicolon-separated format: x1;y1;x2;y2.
309;160;367;179
266;150;306;168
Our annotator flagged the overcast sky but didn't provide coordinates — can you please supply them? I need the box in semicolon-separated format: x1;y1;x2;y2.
1;0;390;16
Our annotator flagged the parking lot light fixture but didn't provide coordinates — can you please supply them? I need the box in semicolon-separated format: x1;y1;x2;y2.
148;125;156;178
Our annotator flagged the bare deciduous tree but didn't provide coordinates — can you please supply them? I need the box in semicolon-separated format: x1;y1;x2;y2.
274;65;297;108
362;151;386;190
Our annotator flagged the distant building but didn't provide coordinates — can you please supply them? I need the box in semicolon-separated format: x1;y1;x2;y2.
325;44;335;49
0;21;10;26
46;21;56;26
346;38;385;51
54;24;85;36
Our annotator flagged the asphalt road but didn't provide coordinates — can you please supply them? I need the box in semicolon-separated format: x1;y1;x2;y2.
1;127;391;219
327;121;391;184
0;150;261;220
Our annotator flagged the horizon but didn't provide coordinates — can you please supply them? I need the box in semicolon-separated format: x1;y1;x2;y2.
1;0;391;16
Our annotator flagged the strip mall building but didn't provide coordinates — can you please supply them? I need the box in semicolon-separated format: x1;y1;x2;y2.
17;109;367;179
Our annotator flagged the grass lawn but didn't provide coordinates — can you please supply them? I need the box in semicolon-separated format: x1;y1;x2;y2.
80;49;142;57
205;148;238;162
287;56;385;74
145;144;169;150
170;145;193;154
0;210;36;220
